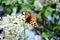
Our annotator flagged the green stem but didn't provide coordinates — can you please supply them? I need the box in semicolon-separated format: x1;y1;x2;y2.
24;24;27;40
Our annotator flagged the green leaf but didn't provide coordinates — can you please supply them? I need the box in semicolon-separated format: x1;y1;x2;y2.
2;0;23;5
2;0;11;5
42;32;54;38
44;6;53;16
44;11;50;16
23;4;32;12
53;25;60;31
28;0;34;4
46;7;53;12
39;25;44;29
17;0;23;4
0;0;2;3
5;7;12;15
37;12;41;19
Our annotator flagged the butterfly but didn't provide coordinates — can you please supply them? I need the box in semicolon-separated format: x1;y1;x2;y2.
25;12;37;27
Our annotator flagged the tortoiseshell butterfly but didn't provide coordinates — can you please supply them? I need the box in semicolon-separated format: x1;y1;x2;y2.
25;12;37;27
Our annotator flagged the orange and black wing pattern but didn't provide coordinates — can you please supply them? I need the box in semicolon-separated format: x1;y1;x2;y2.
25;12;37;27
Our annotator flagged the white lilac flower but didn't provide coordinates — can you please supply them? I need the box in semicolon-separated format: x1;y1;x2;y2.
51;0;59;3
0;12;33;40
56;3;60;12
34;0;43;10
46;0;59;3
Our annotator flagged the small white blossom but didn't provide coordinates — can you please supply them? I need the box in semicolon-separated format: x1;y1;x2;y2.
34;0;43;10
56;3;60;12
0;13;33;40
